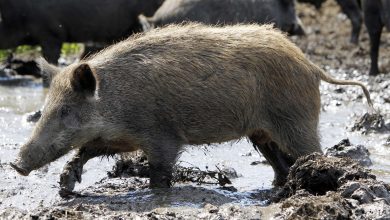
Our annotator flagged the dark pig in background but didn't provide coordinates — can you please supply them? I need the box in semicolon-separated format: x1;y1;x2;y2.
335;0;362;44
138;0;305;36
10;24;373;194
298;0;362;44
0;0;164;64
363;0;390;76
298;0;327;9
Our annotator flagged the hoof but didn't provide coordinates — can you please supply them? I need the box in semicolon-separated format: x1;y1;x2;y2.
59;163;83;192
59;188;85;199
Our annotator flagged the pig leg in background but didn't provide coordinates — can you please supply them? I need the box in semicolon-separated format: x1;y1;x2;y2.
335;0;362;44
363;0;383;76
146;137;181;188
59;138;132;196
249;131;295;186
41;41;62;87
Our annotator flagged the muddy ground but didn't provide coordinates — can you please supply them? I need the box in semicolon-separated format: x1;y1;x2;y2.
1;0;390;219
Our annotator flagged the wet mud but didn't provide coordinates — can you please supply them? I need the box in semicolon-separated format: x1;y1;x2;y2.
274;153;390;220
325;138;372;166
108;153;233;187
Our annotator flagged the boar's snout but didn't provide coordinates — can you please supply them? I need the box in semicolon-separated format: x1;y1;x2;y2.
10;160;32;176
288;22;306;36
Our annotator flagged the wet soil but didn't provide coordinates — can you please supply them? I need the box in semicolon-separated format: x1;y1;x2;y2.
325;138;372;166
274;153;390;220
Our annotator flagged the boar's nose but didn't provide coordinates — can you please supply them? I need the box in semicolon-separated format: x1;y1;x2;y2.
10;161;31;176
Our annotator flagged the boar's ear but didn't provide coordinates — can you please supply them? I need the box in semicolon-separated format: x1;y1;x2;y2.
70;63;96;96
37;57;60;87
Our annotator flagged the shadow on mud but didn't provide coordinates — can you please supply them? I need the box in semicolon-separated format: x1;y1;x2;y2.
61;185;268;210
32;177;271;219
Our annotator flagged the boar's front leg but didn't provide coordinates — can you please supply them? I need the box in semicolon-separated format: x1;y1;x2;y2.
59;138;128;197
146;138;181;188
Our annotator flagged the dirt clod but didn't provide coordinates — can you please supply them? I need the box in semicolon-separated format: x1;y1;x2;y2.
274;153;375;201
108;154;232;187
351;113;390;134
273;153;390;219
325;138;372;166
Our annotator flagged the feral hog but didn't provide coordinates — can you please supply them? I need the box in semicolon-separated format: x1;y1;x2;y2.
138;0;305;35
11;24;373;195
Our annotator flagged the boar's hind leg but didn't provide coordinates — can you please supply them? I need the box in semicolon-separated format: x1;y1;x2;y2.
59;139;124;196
250;116;322;186
249;130;295;186
146;138;182;188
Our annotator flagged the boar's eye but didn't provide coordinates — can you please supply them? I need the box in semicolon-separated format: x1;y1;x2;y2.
60;105;71;119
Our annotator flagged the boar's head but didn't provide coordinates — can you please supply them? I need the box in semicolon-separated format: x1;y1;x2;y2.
11;59;101;176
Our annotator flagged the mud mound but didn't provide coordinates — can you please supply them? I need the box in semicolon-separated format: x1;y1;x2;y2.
351;113;390;134
273;153;390;219
108;154;232;187
274;192;353;220
325;138;372;166
275;153;375;199
107;153;149;179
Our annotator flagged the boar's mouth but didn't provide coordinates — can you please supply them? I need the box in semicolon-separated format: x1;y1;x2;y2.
10;162;31;176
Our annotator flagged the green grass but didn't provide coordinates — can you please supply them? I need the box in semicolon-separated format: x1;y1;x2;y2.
0;43;82;61
61;43;82;56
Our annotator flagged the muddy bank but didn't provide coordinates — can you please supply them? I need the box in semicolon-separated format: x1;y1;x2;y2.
6;152;390;219
274;153;390;219
26;180;268;220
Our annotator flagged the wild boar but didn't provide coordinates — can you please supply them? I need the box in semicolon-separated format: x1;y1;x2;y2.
138;0;305;35
362;0;390;76
11;24;373;194
0;0;164;64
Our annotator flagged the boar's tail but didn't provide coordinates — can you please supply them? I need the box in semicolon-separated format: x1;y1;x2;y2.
314;65;374;109
138;14;154;32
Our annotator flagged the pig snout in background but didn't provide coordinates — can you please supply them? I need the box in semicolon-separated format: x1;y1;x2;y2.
138;0;306;36
363;0;390;76
298;0;327;9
